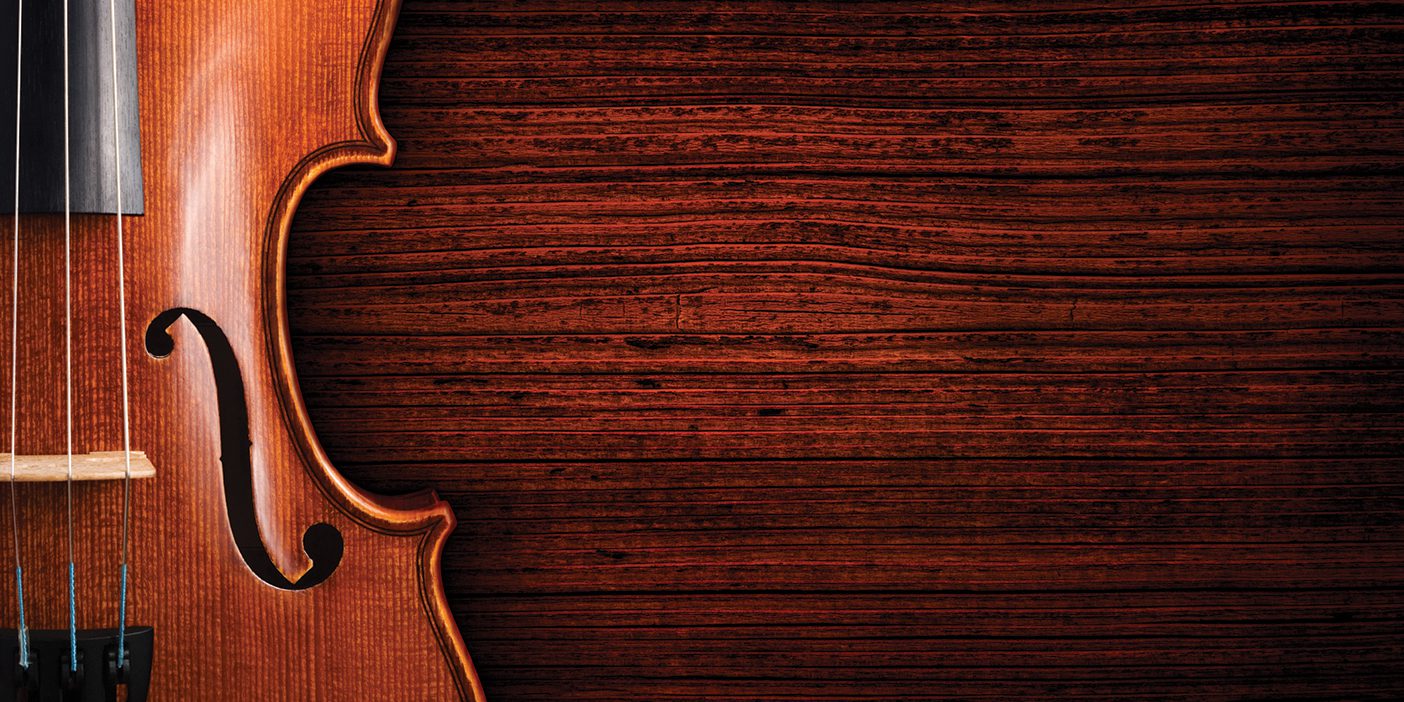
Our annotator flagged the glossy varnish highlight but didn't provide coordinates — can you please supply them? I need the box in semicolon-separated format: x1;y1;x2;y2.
0;0;482;698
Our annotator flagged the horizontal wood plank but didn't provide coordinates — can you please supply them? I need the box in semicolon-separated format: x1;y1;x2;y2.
288;1;1404;698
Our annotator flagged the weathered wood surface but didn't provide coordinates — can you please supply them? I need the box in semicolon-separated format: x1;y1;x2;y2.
288;1;1404;699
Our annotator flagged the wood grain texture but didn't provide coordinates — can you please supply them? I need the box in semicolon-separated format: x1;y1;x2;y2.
288;1;1404;699
0;452;155;481
0;0;483;698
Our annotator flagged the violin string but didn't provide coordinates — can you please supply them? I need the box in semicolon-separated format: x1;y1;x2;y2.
108;0;133;666
8;0;28;669
62;0;78;671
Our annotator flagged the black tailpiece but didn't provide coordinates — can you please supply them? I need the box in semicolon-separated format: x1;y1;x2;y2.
0;627;152;701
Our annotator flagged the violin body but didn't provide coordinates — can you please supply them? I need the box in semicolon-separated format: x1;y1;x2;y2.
0;0;482;698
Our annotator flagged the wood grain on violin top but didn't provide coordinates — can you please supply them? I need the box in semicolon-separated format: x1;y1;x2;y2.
289;1;1404;700
0;0;482;698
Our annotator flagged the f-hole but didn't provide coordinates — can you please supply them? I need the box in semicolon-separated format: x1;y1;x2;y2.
145;307;343;590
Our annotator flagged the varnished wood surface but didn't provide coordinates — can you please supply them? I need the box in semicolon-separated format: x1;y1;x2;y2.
289;1;1404;699
0;0;482;698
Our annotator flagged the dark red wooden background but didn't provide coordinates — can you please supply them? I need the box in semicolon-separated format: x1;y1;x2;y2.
287;2;1404;699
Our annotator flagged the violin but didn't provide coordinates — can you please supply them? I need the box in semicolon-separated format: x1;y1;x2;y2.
0;0;482;698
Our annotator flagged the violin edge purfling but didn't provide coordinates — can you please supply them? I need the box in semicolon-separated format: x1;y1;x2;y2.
0;0;485;698
257;0;485;696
